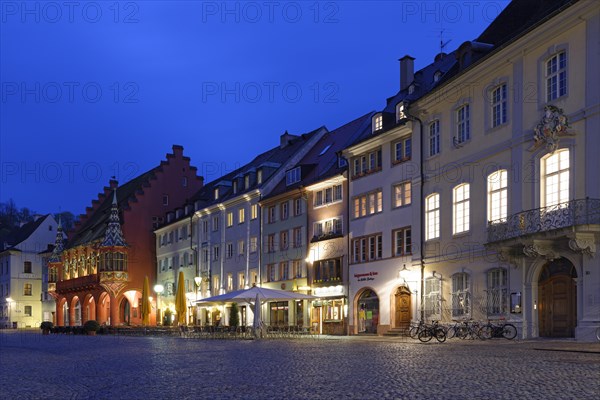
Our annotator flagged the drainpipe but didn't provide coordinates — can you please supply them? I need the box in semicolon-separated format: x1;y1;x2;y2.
404;103;425;321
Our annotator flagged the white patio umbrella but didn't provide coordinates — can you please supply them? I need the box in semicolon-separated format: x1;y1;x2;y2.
194;286;315;305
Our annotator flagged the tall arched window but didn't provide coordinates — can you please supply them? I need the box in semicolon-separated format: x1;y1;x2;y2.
425;194;440;240
542;149;569;207
488;170;508;222
453;184;470;234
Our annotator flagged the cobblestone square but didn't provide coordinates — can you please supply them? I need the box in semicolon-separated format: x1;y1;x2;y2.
1;331;598;400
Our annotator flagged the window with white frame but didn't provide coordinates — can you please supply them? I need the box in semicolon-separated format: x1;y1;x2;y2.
212;276;219;294
251;204;258;220
212;245;220;261
424;277;441;321
429;120;440;156
392;137;411;163
214;188;219;200
486;268;507;315
280;201;289;220
491;84;507;128
425;194;440;240
373;114;383;132
546;52;567;102
268;206;276;223
226;243;233;259
226;212;233;227
393;181;411;208
314;184;342;207
452;272;470;317
456;104;470;144
267;263;277;282
294;198;302;216
257;169;263;184
238;272;245;289
292;227;302;247
286;167;301;185
351;148;382;178
453;184;470;234
542;149;569;207
396;102;406;121
292;260;305;278
353;189;383;218
280;261;289;280
314;217;342;238
280;231;289;250
227;273;233;291
249;236;258;253
238;208;245;224
232;180;237;194
488;170;508;223
244;175;250;189
212;216;219;231
393;227;412;256
202;220;208;234
238;240;245;256
267;234;275;253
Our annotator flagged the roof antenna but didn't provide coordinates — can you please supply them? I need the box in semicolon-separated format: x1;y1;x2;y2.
439;23;452;54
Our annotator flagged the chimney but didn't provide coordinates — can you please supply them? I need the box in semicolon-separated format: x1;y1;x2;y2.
280;131;299;149
399;55;415;91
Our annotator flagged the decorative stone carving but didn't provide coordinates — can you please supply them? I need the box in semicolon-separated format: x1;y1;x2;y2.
529;105;573;153
568;235;596;257
522;242;559;260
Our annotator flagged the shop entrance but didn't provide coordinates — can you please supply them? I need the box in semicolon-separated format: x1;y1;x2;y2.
394;286;411;330
357;289;379;334
538;257;577;338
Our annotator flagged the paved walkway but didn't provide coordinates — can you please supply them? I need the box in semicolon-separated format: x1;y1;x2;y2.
0;330;598;399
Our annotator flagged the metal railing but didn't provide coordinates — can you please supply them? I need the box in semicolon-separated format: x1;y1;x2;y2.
487;198;600;243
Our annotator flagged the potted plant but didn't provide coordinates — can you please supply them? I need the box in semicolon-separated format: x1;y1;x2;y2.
83;320;100;335
40;321;53;335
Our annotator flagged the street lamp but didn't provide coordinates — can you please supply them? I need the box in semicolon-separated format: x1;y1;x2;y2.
154;284;164;326
6;297;13;329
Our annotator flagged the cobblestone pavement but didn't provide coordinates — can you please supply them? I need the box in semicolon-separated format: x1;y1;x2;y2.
1;330;598;400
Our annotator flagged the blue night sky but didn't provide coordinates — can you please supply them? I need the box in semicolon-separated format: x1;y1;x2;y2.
0;1;508;215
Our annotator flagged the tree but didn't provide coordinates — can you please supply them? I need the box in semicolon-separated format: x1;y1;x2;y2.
229;303;239;328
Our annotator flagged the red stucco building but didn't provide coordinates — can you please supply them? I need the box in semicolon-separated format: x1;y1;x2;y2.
48;145;202;326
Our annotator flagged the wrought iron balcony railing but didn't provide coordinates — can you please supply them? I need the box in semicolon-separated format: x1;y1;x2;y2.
487;198;600;243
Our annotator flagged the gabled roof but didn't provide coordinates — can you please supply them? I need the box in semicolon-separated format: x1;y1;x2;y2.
0;214;52;251
264;112;375;199
66;168;157;249
189;126;325;211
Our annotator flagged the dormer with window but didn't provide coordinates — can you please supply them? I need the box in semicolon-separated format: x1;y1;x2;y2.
286;166;301;186
408;84;415;95
433;70;442;83
396;102;407;122
372;113;383;133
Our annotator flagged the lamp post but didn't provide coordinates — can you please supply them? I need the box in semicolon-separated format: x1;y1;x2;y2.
154;284;164;326
194;277;202;325
6;297;13;329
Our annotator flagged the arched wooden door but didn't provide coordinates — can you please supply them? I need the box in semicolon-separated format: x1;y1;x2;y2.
394;286;411;329
538;258;577;338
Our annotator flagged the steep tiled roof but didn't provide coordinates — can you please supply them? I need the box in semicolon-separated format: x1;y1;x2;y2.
265;112;375;198
0;214;51;250
66;168;157;248
189;126;325;210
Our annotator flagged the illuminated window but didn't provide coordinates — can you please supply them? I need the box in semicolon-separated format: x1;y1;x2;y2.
372;114;383;132
452;273;470;317
488;170;508;222
226;212;233;227
453;184;470;234
546;52;567;102
353;190;383;218
542;149;569;207
24;283;32;296
249;237;258;253
424;277;441;320
238;208;245;224
487;268;507;315
393;182;411;208
250;204;258;220
425;194;440;240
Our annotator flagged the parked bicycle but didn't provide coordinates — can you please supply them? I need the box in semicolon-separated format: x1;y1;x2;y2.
408;320;426;339
478;320;517;340
418;321;447;343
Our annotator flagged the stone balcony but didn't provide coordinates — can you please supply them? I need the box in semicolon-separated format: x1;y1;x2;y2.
487;198;600;243
56;274;99;293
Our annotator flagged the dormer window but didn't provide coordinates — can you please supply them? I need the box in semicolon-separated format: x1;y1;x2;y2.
396;103;407;122
244;175;250;189
372;114;383;133
286;166;301;185
214;188;219;200
408;85;415;95
233;181;238;194
257;169;263;184
434;71;442;82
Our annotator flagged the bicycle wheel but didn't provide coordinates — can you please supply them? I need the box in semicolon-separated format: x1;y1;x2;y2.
418;328;433;342
434;327;447;343
446;326;456;339
478;325;492;340
502;324;517;340
409;326;420;339
455;326;468;339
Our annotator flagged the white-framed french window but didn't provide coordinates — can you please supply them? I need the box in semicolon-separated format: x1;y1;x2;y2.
455;104;470;144
237;240;245;256
392;137;411;164
487;170;508;223
294;198;302;216
251;204;258;220
226;212;233;228
286;167;301;185
546;51;567;102
453;184;470;234
425;193;440;240
392;227;411;257
238;208;245;224
491;84;508;128
541;149;569;207
424;276;441;321
486;268;507;315
249;236;258;253
451;272;470;318
429;120;440;157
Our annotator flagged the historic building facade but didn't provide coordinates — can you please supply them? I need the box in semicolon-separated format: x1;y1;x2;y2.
0;215;58;328
48;145;203;327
